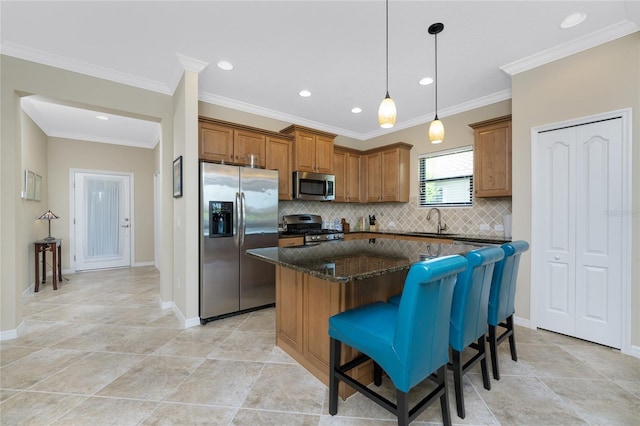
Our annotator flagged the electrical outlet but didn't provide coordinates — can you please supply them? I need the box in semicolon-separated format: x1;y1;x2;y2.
388;221;396;228
494;224;504;231
479;224;490;231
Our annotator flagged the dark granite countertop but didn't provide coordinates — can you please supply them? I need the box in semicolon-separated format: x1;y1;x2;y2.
349;231;510;245
246;238;479;283
278;231;510;245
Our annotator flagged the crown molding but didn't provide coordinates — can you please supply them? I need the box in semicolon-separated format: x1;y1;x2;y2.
47;131;158;149
176;53;209;73
0;41;173;95
361;89;513;140
500;20;639;76
198;91;362;140
20;97;53;135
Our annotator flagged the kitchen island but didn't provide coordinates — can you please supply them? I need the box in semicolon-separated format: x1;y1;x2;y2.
246;238;477;398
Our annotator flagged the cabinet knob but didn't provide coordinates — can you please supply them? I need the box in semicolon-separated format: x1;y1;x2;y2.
554;255;560;260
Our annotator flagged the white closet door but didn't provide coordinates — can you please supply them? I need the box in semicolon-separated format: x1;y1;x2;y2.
537;118;623;348
537;128;577;336
574;120;622;347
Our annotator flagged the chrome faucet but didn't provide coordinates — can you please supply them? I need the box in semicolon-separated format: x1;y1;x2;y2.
427;207;447;234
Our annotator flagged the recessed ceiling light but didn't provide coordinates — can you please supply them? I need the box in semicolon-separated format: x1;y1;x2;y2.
351;107;362;114
217;61;233;71
419;77;434;86
560;12;587;29
299;90;312;97
96;115;109;121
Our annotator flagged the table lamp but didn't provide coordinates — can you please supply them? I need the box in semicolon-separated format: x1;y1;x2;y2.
38;210;59;241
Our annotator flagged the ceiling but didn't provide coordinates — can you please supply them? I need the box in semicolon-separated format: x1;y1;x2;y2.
2;1;638;146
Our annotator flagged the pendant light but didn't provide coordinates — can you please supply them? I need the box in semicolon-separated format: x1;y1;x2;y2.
428;22;444;143
378;0;396;128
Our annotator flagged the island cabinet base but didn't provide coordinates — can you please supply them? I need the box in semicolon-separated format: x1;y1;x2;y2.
275;265;406;399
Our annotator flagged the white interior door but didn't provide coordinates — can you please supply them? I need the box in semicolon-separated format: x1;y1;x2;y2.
536;117;623;348
74;172;132;271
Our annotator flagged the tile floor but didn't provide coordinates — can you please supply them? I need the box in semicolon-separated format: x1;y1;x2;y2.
1;266;639;425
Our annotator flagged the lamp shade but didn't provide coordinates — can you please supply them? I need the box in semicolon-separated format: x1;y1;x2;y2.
378;93;397;129
38;210;59;241
38;210;59;220
429;118;445;144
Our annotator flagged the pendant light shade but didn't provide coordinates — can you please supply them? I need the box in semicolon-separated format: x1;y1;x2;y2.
429;117;444;144
379;92;396;128
428;22;444;144
378;0;396;128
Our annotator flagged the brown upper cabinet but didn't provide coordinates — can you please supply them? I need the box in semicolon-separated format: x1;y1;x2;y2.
469;115;512;197
364;143;411;202
333;146;363;203
198;118;265;167
199;117;294;200
280;125;336;174
265;135;293;200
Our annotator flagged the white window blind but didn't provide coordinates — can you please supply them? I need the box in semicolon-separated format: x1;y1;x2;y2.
419;146;473;207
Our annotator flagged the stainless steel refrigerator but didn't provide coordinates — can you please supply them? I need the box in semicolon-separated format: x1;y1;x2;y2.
200;162;278;323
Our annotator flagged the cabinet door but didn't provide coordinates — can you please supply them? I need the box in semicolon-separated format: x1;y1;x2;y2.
381;148;403;202
346;152;362;202
266;136;293;200
293;131;316;172
315;135;334;174
333;149;347;202
473;119;512;197
365;152;382;202
234;130;266;167
199;122;234;163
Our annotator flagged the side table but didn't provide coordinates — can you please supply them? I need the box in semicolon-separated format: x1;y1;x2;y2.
34;239;62;292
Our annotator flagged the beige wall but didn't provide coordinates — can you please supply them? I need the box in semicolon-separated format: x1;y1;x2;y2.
512;32;640;347
21;113;50;289
1;55;174;335
47;137;156;271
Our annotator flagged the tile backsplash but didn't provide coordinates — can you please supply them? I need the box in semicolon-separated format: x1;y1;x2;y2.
279;197;512;237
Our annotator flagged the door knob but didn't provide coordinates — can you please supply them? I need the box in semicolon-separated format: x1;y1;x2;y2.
121;225;130;228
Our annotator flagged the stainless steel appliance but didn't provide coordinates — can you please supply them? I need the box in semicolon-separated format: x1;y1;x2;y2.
292;171;335;201
200;162;278;323
281;214;344;245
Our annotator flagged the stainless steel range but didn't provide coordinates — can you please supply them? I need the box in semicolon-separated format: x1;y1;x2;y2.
281;214;344;245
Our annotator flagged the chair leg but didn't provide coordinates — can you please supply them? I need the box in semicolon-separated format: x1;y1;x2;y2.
478;335;491;391
397;390;409;426
438;365;452;426
329;337;341;415
488;324;500;380
373;361;382;386
452;350;465;418
507;315;517;361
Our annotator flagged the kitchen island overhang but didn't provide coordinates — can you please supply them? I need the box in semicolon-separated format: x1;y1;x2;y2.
246;238;478;399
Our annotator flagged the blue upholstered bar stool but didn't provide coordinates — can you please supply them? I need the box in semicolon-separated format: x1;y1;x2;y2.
328;255;468;426
447;246;504;418
388;247;505;419
487;240;530;380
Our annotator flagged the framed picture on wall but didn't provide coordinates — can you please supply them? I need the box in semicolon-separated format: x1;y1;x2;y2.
25;170;35;200
173;156;183;198
34;174;42;201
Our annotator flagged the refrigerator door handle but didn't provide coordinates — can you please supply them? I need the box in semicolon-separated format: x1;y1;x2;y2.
240;192;246;247
234;192;241;247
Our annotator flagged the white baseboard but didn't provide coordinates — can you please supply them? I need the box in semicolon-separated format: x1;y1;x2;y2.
133;261;154;267
0;321;25;341
514;315;530;328
158;297;200;329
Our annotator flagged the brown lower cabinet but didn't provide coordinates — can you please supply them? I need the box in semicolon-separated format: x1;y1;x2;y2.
275;265;405;400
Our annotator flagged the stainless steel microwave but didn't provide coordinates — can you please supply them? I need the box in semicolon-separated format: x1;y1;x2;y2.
292;171;335;201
